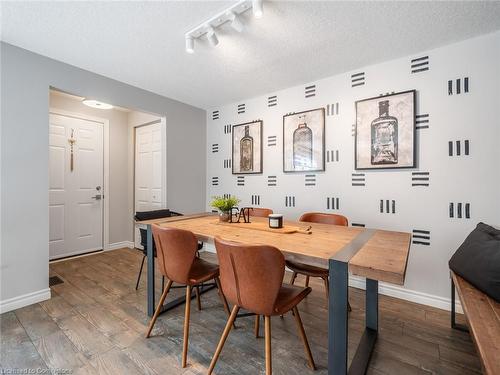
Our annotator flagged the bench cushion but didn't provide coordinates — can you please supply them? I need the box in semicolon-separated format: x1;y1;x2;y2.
451;272;500;375
449;222;500;302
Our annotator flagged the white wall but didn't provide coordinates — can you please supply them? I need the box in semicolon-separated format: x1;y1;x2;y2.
0;42;206;312
206;32;500;310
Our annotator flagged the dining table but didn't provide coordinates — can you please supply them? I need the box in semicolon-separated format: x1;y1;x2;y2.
136;212;411;375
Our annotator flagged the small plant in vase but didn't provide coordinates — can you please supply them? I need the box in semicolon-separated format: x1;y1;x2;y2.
211;195;240;222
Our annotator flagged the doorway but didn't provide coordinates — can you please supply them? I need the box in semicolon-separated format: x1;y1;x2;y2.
49;109;109;259
133;118;167;248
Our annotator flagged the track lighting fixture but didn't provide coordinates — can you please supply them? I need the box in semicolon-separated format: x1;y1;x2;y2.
252;0;263;18
185;36;194;54
184;0;264;53
229;12;244;32
206;26;219;47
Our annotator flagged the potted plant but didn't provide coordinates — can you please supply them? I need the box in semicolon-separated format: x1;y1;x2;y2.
210;195;240;222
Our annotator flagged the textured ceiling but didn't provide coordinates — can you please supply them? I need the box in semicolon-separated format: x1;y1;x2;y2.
2;1;500;109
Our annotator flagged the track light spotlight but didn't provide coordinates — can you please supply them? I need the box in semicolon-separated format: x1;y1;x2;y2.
185;36;194;54
229;12;244;32
252;0;263;18
206;26;219;47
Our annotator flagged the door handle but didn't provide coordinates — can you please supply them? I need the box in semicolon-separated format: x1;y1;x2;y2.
91;194;102;200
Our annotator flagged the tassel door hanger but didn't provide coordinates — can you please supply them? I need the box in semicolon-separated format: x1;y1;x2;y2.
68;128;76;172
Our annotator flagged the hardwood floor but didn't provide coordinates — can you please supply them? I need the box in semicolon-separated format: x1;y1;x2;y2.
1;248;480;374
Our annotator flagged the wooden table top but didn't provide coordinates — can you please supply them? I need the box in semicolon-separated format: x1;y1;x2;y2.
137;213;411;286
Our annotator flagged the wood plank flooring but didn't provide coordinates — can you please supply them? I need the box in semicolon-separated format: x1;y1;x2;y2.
1;248;480;374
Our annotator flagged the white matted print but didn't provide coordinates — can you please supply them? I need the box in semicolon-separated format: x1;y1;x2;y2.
283;108;325;172
355;90;416;170
232;121;262;174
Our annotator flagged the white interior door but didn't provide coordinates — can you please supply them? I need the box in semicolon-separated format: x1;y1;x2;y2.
134;121;166;248
49;113;104;259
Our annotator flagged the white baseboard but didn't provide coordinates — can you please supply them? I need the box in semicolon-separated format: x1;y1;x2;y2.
0;288;51;314
106;241;134;251
201;243;461;313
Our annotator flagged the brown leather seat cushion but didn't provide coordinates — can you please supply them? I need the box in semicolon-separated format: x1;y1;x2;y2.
188;258;220;285
285;260;328;277
273;285;311;315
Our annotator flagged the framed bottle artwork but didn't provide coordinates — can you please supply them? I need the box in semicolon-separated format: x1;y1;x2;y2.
355;90;416;170
232;120;263;174
283;108;325;173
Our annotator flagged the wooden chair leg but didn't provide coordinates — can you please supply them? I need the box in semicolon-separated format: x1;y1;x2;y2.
208;305;240;375
292;307;316;370
265;316;272;375
145;279;173;338
254;315;260;338
182;286;191;368
195;285;202;311
305;275;310;287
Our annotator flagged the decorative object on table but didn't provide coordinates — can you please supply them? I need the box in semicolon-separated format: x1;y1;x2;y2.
236;207;252;223
68;128;76;171
210;195;241;222
449;222;500;302
283;108;325;172
268;214;283;229
355;90;416;170
232;120;263;174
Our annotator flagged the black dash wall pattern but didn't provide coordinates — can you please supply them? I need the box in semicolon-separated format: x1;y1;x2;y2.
305;174;316;186
448;77;469;95
251;195;260;205
212;110;219;120
237;176;245;186
412;172;430;186
327;197;340;210
326;150;339;163
224;124;232;134
352;173;365;186
412;229;430;245
380;199;396;214
448;140;470;156
267;135;277;147
449;202;471;219
268;95;277;107
351;123;356;137
212;143;219;153
416;114;429;130
326;103;339;116
212;177;219;186
237;104;246;114
305;85;316;98
285;196;296;207
267;176;277;186
223;159;232;169
351;72;365;87
352;223;365;227
223;193;231;199
411;56;429;73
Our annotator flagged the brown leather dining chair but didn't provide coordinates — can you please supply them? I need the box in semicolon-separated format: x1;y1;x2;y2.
208;237;316;375
145;226;231;368
250;207;273;217
286;212;351;311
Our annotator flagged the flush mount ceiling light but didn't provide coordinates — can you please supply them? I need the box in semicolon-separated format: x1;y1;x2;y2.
184;0;264;53
82;99;113;110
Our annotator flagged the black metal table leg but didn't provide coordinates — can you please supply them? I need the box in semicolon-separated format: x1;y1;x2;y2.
329;258;349;375
147;224;155;317
328;228;377;375
349;279;378;375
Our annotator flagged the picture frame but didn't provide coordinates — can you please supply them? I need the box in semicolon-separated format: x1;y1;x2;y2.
355;90;416;170
232;120;263;175
283;108;325;173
